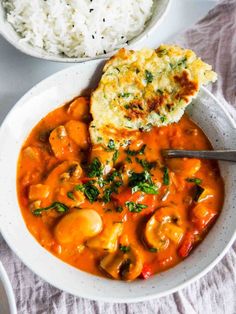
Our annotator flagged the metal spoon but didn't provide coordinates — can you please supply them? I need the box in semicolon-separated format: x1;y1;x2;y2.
162;149;236;162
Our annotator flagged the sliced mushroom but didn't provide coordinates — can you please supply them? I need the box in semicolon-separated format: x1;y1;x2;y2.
144;207;184;251
54;209;103;245
100;246;143;281
86;222;123;252
45;161;82;186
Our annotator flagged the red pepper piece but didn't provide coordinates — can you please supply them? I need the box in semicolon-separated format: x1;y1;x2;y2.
140;264;153;280
178;231;195;258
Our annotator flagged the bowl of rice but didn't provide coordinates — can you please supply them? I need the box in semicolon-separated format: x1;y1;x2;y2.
0;0;170;62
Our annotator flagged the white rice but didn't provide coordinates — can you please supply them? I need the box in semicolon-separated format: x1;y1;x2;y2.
3;0;153;58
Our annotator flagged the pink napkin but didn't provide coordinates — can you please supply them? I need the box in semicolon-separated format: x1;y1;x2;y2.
1;1;235;313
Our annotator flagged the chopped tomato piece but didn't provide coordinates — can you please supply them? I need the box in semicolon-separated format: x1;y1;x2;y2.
113;188;157;214
178;231;195;258
142;194;157;213
140;264;153;280
80;177;93;183
112;188;142;206
192;204;217;231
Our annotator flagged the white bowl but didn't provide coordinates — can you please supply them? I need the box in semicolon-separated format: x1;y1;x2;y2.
0;0;170;62
0;60;236;303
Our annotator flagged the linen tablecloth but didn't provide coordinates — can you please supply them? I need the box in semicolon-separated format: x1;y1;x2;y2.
1;0;236;313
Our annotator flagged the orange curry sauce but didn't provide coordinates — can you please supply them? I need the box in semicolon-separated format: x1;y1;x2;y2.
17;97;224;280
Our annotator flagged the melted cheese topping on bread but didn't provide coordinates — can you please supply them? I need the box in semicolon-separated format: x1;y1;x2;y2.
90;45;217;147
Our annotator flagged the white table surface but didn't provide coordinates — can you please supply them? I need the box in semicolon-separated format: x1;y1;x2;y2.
0;0;217;124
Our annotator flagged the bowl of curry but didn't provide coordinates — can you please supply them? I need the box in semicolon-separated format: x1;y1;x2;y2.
0;60;236;302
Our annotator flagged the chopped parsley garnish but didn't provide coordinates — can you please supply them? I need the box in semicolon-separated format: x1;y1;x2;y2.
97;136;102;142
149;247;158;253
102;176;122;203
170;57;187;70
186;178;202;185
115;206;123;213
157;89;163;95
125;144;146;156
163;166;170;185
160;115;167;123
102;187;113;203
119;93;131;98
75;182;100;203
107;139;115;151
135;157;155;171
32;202;68;216
128;171;158;195
106;170;121;182
126;156;132;163
112;150;119;162
145;70;154;83
119;244;130;252
67;191;75;200
132;182;158;194
87;158;103;178
125;201;147;213
124;104;131;109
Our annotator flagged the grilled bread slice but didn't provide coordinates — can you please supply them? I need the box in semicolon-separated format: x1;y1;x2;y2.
90;45;217;147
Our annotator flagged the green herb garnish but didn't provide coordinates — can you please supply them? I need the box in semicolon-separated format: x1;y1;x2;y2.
186;178;202;185
125;144;146;156
119;244;130;252
112;150;119;162
87;158;103;178
115;206;123;213
145;70;154;83
160;115;167;123
119;93;131;98
135;158;155;171
106;171;121;182
128;171;158;195
149;247;158;253
102;187;113;203
125;201;147;213
32;202;69;216
126;156;132;163
131;182;158;195
107;139;115;151
170;57;187;70
163;166;170;185
67;191;75;200
75;181;100;203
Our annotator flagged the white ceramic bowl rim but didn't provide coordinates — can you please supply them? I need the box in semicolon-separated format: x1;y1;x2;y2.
0;61;236;303
0;0;171;62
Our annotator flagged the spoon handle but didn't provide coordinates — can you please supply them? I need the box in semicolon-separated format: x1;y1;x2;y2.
162;150;236;162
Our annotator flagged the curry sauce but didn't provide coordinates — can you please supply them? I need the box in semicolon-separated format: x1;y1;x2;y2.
17;96;224;280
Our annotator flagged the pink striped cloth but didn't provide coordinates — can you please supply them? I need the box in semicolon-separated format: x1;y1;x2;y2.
1;1;236;313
